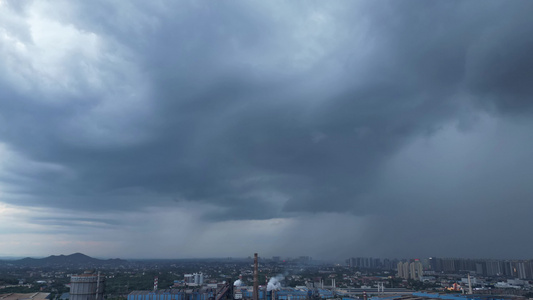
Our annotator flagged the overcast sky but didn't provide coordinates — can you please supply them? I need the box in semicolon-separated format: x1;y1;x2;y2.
1;0;533;260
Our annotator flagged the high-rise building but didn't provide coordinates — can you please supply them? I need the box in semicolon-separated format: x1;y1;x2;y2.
383;259;392;270
348;257;382;269
403;262;410;279
397;262;404;278
475;262;484;275
517;262;527;279
409;260;423;280
485;260;501;276
347;258;355;268
397;261;410;279
428;257;442;272
441;258;456;272
70;271;105;300
503;261;513;277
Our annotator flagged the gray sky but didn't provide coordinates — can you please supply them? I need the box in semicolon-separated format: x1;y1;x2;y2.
1;0;533;259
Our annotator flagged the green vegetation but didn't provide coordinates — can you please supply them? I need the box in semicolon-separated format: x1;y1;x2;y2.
0;286;40;293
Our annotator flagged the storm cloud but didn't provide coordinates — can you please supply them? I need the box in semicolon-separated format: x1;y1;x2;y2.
0;0;532;259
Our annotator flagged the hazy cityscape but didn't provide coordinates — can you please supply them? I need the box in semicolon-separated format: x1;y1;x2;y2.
1;253;533;300
1;1;533;300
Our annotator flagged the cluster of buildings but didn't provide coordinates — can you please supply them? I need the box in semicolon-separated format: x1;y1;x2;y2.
397;260;423;280
425;258;533;279
346;258;395;270
184;273;205;286
234;286;337;300
66;270;231;300
347;256;533;280
61;254;533;300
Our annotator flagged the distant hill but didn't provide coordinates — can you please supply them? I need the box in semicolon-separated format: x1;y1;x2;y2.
0;253;130;268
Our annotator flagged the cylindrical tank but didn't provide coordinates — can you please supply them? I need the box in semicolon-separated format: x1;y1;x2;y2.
70;271;105;300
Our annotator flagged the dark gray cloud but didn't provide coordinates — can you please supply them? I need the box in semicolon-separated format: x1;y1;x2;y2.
1;0;533;258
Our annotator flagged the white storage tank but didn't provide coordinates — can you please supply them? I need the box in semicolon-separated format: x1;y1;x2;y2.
70;271;105;300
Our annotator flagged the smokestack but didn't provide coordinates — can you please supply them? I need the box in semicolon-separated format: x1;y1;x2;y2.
95;271;101;300
265;277;268;300
468;274;473;295
253;253;259;300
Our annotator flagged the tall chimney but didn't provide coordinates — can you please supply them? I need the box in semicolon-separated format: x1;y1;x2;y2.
96;271;101;300
253;253;259;300
265;277;268;300
468;274;473;295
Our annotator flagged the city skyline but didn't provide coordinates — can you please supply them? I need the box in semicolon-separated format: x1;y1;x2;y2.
1;1;533;259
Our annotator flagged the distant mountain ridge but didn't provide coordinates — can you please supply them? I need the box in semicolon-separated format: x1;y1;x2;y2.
0;252;129;267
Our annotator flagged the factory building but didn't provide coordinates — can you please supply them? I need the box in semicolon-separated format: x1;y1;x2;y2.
233;287;335;300
70;271;105;300
185;273;205;286
128;289;218;300
0;293;51;300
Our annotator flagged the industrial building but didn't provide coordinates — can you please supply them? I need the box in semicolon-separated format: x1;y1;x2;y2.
70;271;105;300
128;288;220;300
184;273;205;286
234;253;337;300
370;292;524;300
0;293;51;300
338;288;414;297
233;286;341;300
